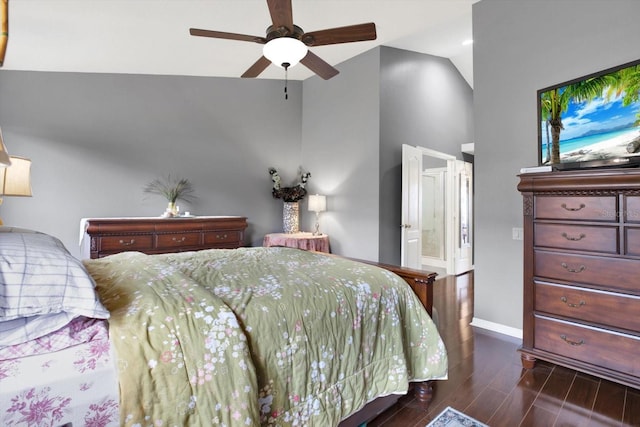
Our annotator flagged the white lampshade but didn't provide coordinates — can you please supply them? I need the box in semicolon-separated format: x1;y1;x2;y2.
0;156;32;197
0;128;11;167
263;37;308;68
308;194;326;213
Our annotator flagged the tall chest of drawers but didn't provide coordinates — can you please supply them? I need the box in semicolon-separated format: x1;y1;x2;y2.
518;169;640;389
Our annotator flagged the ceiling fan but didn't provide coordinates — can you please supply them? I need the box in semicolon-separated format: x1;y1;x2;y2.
189;0;377;80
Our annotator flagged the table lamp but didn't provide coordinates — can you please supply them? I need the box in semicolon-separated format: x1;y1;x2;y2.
0;155;33;225
308;194;326;236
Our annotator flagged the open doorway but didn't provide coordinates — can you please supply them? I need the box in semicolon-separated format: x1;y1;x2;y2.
401;144;473;276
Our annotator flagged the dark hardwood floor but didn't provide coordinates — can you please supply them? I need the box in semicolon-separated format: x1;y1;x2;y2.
368;272;640;427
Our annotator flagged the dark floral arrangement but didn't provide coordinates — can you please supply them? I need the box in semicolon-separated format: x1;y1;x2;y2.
269;167;311;202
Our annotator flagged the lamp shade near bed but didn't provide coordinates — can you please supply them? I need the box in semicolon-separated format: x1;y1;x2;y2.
0;156;32;225
0;156;32;197
308;194;326;235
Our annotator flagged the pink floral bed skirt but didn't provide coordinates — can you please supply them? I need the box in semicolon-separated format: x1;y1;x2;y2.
0;319;119;427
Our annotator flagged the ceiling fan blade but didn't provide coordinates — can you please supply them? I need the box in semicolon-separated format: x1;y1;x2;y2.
241;56;272;78
299;51;339;80
189;28;266;44
266;0;294;33
303;23;377;46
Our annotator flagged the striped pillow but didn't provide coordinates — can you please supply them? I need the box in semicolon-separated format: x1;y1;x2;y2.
0;229;109;347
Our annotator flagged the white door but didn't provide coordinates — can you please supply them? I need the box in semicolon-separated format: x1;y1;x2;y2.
401;144;422;269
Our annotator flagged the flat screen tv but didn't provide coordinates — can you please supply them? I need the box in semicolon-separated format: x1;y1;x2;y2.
538;59;640;170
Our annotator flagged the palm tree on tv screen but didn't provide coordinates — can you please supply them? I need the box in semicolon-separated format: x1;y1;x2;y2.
540;65;640;164
618;66;640;122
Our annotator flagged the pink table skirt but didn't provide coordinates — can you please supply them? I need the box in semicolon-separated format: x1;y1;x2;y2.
263;232;330;253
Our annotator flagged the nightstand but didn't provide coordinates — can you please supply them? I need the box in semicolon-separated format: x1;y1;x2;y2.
263;232;330;253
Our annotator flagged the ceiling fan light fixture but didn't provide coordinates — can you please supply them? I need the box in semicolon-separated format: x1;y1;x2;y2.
263;37;308;68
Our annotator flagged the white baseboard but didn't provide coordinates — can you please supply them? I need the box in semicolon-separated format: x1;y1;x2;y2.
470;317;523;340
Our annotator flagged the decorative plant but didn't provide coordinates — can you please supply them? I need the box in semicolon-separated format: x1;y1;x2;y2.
269;167;311;202
143;175;196;204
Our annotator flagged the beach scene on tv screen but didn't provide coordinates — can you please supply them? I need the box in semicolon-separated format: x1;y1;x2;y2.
539;63;640;165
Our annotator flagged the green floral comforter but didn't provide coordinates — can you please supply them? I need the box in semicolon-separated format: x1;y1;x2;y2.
83;247;447;426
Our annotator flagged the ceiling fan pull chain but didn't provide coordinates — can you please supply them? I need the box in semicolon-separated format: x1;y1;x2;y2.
283;62;290;100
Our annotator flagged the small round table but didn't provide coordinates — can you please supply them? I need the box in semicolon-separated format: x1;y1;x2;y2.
263;232;330;253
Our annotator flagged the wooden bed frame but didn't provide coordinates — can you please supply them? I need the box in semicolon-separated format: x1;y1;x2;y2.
338;259;438;427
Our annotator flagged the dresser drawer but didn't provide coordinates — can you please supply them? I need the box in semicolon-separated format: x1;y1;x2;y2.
534;223;618;254
626;227;640;256
535;196;616;221
626;196;640;223
97;234;154;253
535;282;640;332
156;232;201;249
535;250;639;293
203;230;241;245
534;316;640;377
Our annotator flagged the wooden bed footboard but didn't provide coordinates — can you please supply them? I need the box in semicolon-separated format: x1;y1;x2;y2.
357;260;437;317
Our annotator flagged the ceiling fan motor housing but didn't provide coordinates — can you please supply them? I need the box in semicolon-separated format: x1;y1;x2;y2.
266;25;307;42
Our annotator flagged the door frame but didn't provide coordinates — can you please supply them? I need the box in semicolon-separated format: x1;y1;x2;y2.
401;144;424;269
454;160;474;274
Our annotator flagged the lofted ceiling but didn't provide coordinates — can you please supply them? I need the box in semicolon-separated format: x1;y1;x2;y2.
1;0;476;87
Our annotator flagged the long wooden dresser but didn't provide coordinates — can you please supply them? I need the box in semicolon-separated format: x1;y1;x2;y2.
517;168;640;389
82;216;247;259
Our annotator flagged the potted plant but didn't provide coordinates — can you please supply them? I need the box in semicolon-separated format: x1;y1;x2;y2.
143;175;196;217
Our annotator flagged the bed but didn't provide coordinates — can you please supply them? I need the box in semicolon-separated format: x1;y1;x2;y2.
0;227;447;426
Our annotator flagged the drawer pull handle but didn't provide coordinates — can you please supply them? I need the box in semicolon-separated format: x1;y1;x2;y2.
560;296;586;308
561;203;586;212
560;334;584;346
561;262;586;273
216;234;228;239
172;237;187;242
561;232;586;241
119;239;136;246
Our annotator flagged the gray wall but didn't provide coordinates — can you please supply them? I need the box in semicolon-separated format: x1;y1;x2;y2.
378;46;473;264
0;71;304;257
473;0;640;330
301;48;381;260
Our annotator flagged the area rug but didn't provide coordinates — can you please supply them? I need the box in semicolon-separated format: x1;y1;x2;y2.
426;406;489;427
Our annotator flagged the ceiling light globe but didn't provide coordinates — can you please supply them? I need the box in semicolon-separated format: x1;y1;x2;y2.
263;37;308;68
